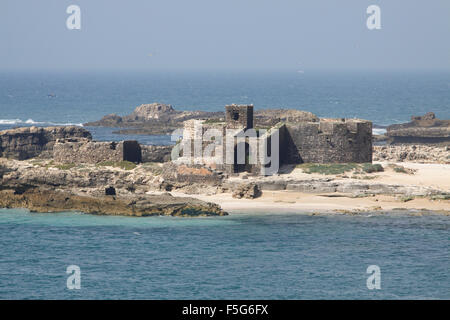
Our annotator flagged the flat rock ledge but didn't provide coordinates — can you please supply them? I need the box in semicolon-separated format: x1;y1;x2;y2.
0;187;227;217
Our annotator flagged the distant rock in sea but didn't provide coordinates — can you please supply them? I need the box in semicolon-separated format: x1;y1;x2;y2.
386;112;450;145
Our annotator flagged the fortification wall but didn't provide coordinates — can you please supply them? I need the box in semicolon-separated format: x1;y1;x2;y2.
178;106;373;174
53;140;142;164
284;120;372;163
141;145;173;163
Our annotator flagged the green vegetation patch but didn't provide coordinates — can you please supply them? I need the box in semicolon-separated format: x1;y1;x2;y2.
297;163;359;175
390;164;416;175
399;196;415;202
97;160;137;170
430;194;450;201
393;166;408;173
54;163;76;170
361;163;384;173
297;162;385;175
44;160;55;169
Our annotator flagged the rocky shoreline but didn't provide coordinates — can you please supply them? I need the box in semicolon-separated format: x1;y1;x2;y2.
1;106;448;217
0;159;228;217
0;187;225;217
1;156;449;216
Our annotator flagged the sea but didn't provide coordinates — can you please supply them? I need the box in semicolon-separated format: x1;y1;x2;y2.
0;71;450;141
0;70;449;299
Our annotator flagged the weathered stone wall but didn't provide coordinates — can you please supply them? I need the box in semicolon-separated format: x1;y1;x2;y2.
0;126;92;160
284;119;372;163
225;105;253;129
178;106;373;174
53;140;142;164
141;145;173;163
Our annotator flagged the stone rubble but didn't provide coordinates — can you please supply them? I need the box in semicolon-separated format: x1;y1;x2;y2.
373;145;450;163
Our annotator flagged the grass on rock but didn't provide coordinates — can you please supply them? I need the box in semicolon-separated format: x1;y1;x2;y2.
297;163;384;175
96;161;137;170
297;163;358;175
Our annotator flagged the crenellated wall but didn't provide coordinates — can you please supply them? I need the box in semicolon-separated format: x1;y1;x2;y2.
179;106;373;175
283;119;372;164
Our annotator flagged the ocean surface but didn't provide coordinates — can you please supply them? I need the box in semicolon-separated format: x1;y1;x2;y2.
1;71;449;299
0;209;449;300
1;71;449;144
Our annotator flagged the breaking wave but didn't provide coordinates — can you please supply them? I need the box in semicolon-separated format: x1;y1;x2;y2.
0;119;83;126
372;128;387;135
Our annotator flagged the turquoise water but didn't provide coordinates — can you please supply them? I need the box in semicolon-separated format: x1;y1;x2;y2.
0;209;448;299
1;71;449;299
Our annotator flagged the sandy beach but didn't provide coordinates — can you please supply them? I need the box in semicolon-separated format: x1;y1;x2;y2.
176;192;450;214
164;161;450;214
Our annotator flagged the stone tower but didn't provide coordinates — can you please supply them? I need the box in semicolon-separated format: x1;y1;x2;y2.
225;104;253;129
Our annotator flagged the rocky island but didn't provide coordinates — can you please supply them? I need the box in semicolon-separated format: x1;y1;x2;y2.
1;104;449;217
386;112;450;145
84;102;320;135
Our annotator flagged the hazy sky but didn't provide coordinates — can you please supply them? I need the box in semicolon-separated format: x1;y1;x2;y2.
1;0;449;71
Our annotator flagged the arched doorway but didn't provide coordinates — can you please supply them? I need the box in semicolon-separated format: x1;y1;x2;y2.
233;142;250;173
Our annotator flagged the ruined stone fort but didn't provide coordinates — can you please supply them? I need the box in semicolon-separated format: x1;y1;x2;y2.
178;104;372;175
0;105;373;175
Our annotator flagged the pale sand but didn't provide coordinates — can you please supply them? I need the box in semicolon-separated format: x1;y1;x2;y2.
170;191;450;214
276;161;450;191
373;162;450;190
150;162;450;215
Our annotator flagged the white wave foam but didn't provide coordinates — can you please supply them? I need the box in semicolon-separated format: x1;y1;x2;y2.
372;128;387;135
0;119;83;126
0;119;23;125
25;119;45;124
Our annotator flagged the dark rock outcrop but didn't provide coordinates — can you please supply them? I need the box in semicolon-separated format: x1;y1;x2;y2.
0;126;92;160
411;112;436;121
84;102;223;135
163;163;224;186
84;102;323;135
387;112;450;145
0;188;226;217
92;113;123;126
232;183;262;199
129;103;177;121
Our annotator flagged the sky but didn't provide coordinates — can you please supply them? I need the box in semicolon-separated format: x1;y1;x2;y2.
0;0;449;72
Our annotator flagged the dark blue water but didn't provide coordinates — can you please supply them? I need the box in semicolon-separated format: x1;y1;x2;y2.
1;71;449;126
0;209;448;299
1;72;449;299
1;71;449;144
